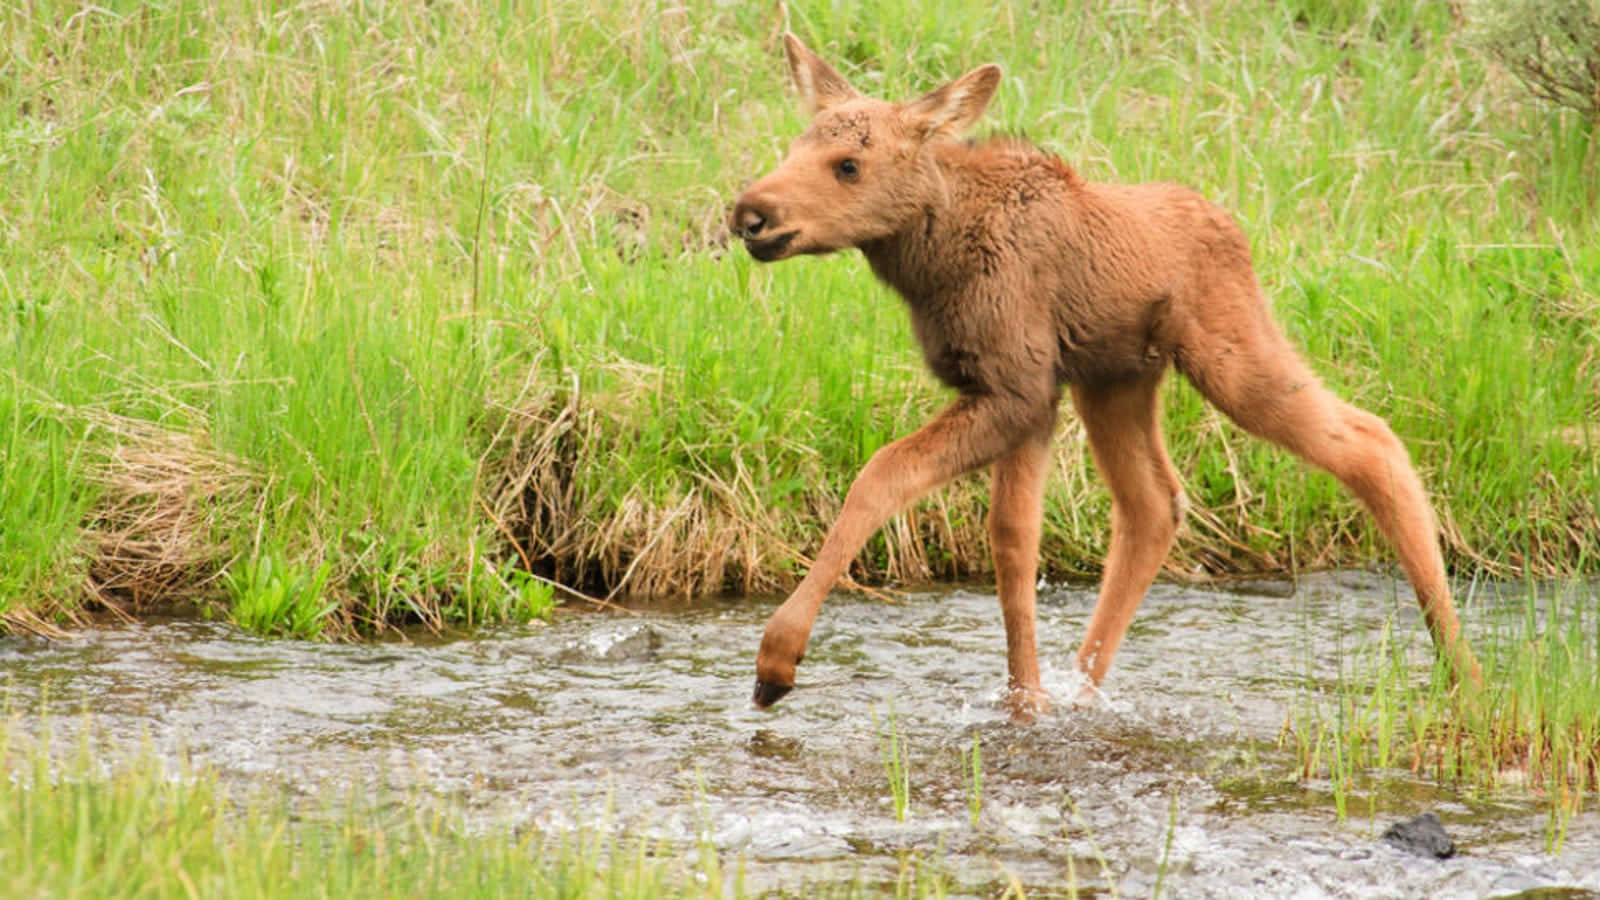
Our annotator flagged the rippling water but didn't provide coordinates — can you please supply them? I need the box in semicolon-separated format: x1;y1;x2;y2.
4;571;1597;897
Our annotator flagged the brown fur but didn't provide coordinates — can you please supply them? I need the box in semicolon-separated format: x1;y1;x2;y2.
732;35;1480;719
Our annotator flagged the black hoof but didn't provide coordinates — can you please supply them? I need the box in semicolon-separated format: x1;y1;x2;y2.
752;679;794;708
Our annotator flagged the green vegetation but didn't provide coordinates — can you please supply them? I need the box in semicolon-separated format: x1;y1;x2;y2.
2;0;1597;636
1470;0;1600;126
0;735;706;898
965;732;983;827
1290;578;1600;844
223;555;337;638
875;703;913;822
0;723;977;899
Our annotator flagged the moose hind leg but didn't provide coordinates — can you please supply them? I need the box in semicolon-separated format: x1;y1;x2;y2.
1072;371;1186;686
1176;309;1481;683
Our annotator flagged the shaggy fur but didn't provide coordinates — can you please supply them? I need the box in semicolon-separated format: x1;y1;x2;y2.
730;35;1480;718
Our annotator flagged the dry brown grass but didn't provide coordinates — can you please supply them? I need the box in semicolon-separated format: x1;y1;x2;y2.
476;362;1004;602
79;413;260;614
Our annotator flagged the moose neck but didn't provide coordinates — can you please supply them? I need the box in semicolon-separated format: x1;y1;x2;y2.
858;141;1023;307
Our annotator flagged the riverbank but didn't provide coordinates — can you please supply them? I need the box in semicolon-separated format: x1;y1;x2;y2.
3;0;1597;633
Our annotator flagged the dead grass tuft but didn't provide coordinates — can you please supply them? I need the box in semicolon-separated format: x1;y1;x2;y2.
79;415;260;612
477;364;1003;601
479;372;779;599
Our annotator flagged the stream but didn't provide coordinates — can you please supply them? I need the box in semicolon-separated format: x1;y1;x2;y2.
4;570;1597;897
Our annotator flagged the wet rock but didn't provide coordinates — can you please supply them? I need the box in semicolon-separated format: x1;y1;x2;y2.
1210;576;1299;598
555;624;664;663
746;729;805;762
1382;811;1455;859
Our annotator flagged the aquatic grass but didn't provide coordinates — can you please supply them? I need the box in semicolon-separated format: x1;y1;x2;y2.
0;719;983;899
1291;578;1600;845
0;733;733;899
964;732;983;828
2;0;1597;628
1063;796;1122;898
874;703;912;823
1152;790;1180;900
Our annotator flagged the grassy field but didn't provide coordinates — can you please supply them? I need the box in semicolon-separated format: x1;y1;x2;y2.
2;0;1597;633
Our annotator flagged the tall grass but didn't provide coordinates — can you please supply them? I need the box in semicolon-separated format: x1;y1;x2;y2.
1290;578;1600;844
2;0;1596;629
964;733;983;828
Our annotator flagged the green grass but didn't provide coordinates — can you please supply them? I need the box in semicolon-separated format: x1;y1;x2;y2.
223;554;338;639
874;703;913;822
0;735;706;899
964;732;983;828
2;0;1597;631
1289;577;1600;844
0;721;978;899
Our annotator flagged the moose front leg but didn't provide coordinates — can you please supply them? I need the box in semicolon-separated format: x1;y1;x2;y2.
753;394;1036;708
988;431;1053;721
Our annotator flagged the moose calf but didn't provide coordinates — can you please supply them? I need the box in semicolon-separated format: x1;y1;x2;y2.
729;35;1480;719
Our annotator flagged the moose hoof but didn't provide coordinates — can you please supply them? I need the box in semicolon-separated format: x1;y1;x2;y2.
1006;686;1051;724
752;679;794;709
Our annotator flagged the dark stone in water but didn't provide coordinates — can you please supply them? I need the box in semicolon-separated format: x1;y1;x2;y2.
1382;811;1455;859
746;729;805;762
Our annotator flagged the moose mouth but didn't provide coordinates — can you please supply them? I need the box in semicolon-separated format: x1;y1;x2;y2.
743;230;798;262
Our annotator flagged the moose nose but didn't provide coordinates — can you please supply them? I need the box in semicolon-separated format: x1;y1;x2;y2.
730;200;771;239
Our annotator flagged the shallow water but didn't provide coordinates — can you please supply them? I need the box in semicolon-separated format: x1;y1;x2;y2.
4;571;1598;898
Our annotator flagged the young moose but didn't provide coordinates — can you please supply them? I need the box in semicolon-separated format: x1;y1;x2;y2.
730;36;1480;718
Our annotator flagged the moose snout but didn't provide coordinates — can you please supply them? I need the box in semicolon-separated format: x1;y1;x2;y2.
729;198;774;239
729;191;797;261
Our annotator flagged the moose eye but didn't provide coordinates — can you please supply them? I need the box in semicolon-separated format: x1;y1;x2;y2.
835;158;860;182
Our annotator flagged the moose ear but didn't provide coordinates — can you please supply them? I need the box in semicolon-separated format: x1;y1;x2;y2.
903;64;1002;138
784;33;861;115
